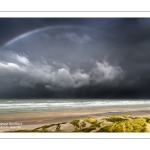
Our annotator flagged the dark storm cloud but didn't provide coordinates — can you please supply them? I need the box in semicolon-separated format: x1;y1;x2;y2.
0;18;150;98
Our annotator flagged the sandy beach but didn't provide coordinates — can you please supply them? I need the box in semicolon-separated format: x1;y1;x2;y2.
0;107;150;132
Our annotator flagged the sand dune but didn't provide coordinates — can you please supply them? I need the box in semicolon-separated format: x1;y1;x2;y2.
0;107;150;132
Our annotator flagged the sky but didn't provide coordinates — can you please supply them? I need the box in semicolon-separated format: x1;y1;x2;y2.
0;18;150;99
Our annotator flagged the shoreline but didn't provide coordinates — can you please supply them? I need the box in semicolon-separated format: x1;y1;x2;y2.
1;107;150;132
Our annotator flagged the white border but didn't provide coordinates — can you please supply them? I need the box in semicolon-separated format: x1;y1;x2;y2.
1;138;149;150
0;133;150;139
0;10;150;142
0;0;150;11
0;12;150;18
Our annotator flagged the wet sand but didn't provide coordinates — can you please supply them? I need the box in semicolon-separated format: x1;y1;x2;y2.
0;107;150;132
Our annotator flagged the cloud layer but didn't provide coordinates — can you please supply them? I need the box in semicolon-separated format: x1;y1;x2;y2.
1;19;150;98
0;51;124;92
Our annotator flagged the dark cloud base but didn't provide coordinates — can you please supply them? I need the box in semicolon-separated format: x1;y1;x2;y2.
1;83;150;99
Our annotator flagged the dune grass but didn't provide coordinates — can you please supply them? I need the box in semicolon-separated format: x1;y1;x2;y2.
124;114;132;119
84;118;97;124
144;117;150;123
70;119;80;128
6;116;150;133
104;116;128;122
80;121;86;128
7;122;67;132
75;120;106;132
98;118;148;132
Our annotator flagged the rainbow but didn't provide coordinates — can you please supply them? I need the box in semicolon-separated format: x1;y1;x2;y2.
1;25;93;49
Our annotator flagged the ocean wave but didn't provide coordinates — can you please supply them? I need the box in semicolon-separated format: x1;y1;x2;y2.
1;100;150;110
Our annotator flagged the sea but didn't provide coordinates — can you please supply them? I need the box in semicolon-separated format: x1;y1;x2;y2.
0;99;150;114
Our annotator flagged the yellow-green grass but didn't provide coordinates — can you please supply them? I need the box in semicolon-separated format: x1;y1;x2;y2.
70;119;80;128
6;116;150;133
144;117;150;123
104;116;128;122
75;121;106;132
6;122;67;132
84;118;97;124
80;121;86;128
98;118;148;132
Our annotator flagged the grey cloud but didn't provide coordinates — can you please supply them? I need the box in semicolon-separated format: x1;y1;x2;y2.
72;69;90;87
19;80;34;88
91;61;124;84
16;55;30;65
0;51;30;66
0;51;124;91
51;59;70;71
0;61;26;76
65;33;92;44
45;85;56;91
53;68;75;88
